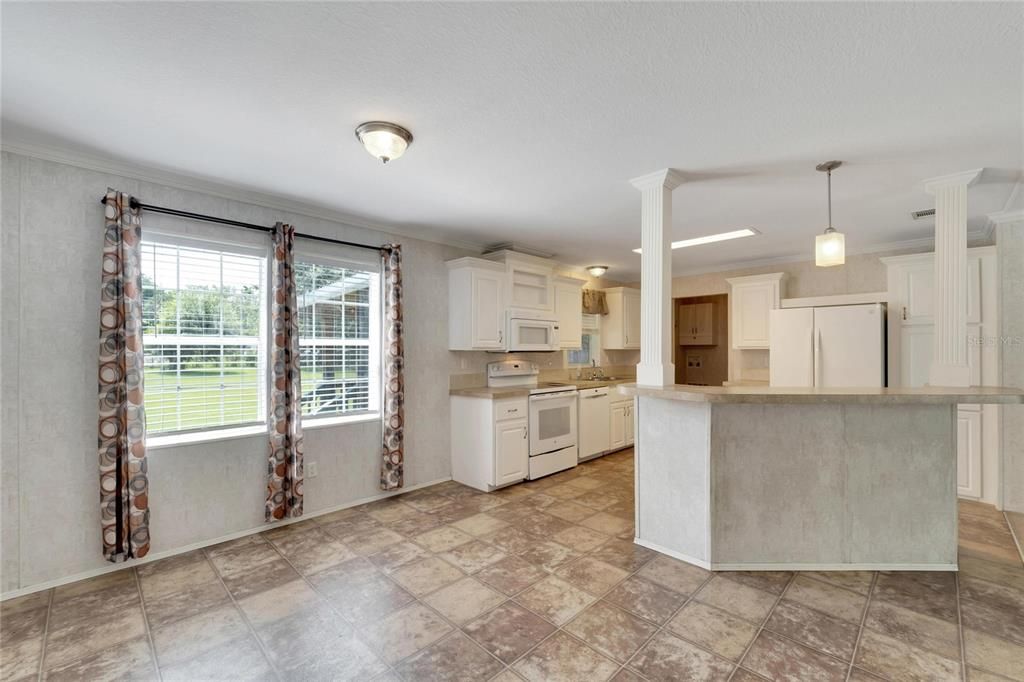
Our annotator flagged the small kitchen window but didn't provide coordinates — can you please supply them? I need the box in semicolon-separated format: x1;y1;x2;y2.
567;314;601;367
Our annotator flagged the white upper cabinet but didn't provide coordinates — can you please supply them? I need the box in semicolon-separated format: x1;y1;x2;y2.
485;250;554;314
726;273;786;349
678;302;714;345
447;258;506;350
553;276;585;349
602;287;641;349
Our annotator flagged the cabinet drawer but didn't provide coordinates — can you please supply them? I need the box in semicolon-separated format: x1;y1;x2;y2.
494;399;528;421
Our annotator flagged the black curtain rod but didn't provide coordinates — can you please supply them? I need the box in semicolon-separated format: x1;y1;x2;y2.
100;196;388;252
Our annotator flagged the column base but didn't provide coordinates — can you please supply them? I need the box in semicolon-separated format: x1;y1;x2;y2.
637;363;675;387
929;363;971;388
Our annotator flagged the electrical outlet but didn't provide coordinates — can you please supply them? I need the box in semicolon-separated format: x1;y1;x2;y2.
306;462;319;478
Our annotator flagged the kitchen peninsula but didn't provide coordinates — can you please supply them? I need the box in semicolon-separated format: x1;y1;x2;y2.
618;383;1024;571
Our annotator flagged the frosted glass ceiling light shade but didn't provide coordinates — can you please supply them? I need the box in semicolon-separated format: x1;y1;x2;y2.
586;265;609;277
355;121;413;164
814;160;846;267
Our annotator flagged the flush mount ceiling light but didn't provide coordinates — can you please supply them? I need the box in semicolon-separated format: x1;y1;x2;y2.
632;228;759;254
355;121;413;164
814;160;846;267
586;265;609;277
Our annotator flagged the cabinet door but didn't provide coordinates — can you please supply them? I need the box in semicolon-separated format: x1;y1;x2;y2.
494;418;529;486
508;262;553;312
624;291;642;348
471;270;505;349
624;402;634;446
693;303;714;345
678;305;695;344
732;284;773;348
900;263;935;325
609;401;628;450
555;281;583;349
957;408;982;498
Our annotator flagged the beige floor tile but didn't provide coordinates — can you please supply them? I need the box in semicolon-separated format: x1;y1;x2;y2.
314;565;415;627
368;540;430;574
720;571;793;596
959;575;1024;644
963;628;1024;681
413;524;475;553
546;500;599;523
338;527;406;556
207;542;299;600
150;604;249;668
1;591;50;617
137;550;218;601
668;600;759;661
580;512;633;535
742;630;848;682
422;577;505;624
395;631;505;681
552;525;611;552
864;599;961;660
48;577;140;632
439;539;507;573
51;570;136;601
390;556;464;597
236;579;325;628
143;579;230;630
475;556;549;596
629;630;734;681
464;601;556;664
44;605;146;670
565;600;657;663
1;604;47;681
452;513;510;537
268;527;356;574
362;602;453;665
636;555;710;596
695;576;777;623
367;501;420;524
514;631;619;682
604;575;689;625
401;491;457;513
159;634;274;682
957;554;1024;593
872;571;958;623
257;607;387;680
854;628;961;681
543;482;587;500
515;575;596;626
565;476;607;491
479;526;541;554
766;599;859;661
588;539;657;573
513;513;574;537
555;556;630;596
42;636;156;681
385;512;445;537
783;575;867;623
611;667;649;682
800;570;875;595
516;539;580;572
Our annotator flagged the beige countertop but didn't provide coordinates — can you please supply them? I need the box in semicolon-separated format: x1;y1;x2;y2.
449;377;635;399
617;383;1024;405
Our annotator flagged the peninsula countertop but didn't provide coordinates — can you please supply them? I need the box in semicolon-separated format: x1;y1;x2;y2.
617;383;1024;405
450;378;635;399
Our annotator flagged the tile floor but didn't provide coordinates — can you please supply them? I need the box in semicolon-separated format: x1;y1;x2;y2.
3;448;1024;681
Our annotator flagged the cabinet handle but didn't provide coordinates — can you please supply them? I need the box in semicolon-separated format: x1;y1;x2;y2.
507;408;518;412
902;307;907;321
522;427;527;439
499;329;504;343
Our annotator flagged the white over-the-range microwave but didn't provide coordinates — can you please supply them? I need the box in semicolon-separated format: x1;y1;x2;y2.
505;314;560;352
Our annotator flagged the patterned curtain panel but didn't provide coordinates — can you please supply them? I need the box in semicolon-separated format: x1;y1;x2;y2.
380;244;405;491
582;288;609;315
98;189;150;562
266;223;305;520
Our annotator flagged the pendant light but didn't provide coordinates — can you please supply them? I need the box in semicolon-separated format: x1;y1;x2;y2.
814;160;845;267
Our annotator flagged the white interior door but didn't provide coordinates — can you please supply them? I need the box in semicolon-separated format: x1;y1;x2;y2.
769;308;814;387
815;304;885;388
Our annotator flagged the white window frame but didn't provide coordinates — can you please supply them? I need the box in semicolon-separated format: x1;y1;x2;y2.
566;314;602;367
293;248;382;426
141;230;270;446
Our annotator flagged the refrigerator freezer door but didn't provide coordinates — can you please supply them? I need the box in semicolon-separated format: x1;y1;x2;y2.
769;308;815;387
814;304;886;387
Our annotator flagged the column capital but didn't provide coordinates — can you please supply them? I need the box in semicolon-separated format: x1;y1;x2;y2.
923;168;984;195
630;168;685;192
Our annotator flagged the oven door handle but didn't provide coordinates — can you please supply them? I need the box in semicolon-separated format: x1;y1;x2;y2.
529;393;577;402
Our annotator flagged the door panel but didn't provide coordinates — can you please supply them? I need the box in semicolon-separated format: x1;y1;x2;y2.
957;408;982;498
903;264;935;324
609;402;627;450
471;271;504;348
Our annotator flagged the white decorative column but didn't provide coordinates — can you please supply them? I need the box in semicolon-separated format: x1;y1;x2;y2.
924;169;983;387
631;169;684;386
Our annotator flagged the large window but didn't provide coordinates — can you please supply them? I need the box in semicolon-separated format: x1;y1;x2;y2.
141;239;267;435
296;260;380;420
567;314;601;367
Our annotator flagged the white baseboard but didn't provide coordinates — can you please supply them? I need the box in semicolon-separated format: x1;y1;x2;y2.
1;476;452;602
709;562;959;572
633;538;711;570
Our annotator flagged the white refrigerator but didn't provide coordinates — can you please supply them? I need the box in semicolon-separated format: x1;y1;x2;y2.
769;303;886;387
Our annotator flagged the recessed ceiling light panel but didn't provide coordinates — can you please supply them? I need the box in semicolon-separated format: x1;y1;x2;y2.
632;228;759;254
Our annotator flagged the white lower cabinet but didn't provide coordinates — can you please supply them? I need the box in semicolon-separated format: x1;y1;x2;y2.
578;390;635;462
609;398;634;450
451;396;530;492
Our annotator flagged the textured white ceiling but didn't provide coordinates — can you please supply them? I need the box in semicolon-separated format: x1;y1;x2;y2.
3;2;1021;279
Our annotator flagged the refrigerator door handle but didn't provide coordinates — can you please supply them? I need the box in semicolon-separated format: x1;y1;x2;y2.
813;327;822;387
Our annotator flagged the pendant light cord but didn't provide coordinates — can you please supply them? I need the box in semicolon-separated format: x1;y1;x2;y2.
827;169;833;229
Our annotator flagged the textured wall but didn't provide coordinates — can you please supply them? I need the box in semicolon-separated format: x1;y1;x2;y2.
0;152;475;593
998;220;1024;512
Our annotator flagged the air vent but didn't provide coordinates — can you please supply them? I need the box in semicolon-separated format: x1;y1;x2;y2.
911;208;936;220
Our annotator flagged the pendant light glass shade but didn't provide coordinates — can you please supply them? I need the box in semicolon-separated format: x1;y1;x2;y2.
815;227;845;267
814;161;846;267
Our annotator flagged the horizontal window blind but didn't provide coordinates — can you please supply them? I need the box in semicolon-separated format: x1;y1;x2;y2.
141;241;266;434
296;262;377;418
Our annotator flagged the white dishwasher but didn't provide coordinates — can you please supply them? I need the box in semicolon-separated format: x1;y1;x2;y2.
577;387;610;462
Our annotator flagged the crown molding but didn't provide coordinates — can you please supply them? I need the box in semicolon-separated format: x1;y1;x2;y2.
922;168;984;194
1;138;488;253
629;168;686;192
